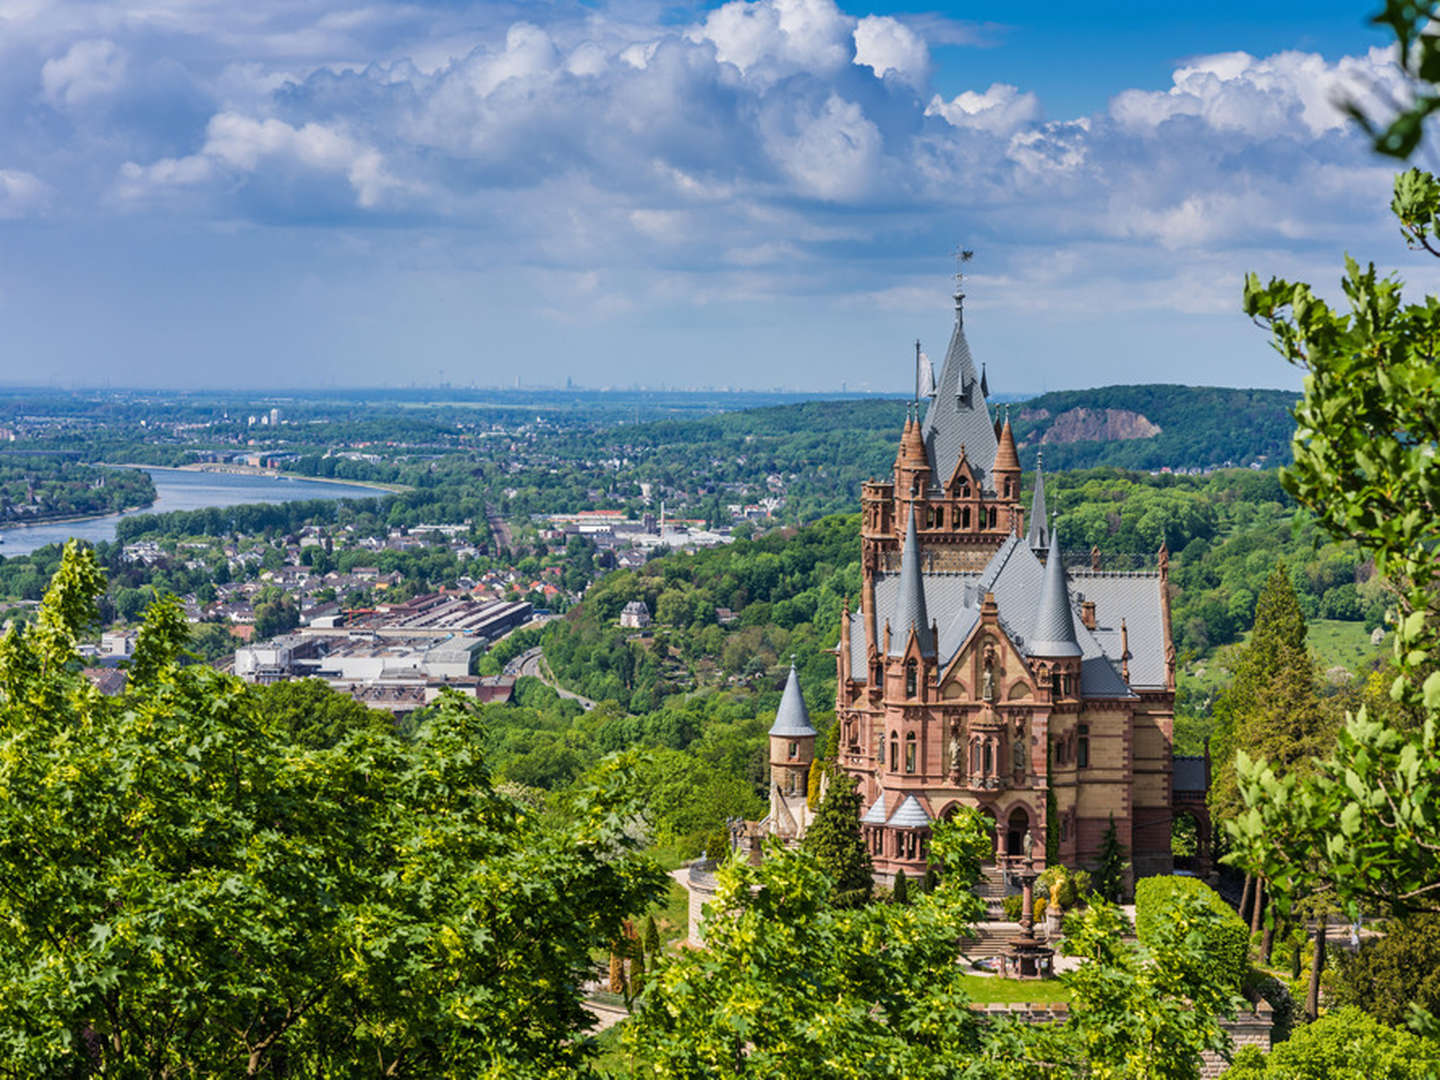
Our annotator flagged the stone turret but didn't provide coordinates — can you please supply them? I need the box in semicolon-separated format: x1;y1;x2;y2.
767;662;817;840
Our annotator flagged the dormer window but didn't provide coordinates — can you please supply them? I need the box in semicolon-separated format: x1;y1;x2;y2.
960;483;971;499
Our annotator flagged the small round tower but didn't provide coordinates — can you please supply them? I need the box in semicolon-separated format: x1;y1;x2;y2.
768;661;818;839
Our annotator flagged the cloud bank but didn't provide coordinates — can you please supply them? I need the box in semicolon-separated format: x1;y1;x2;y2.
0;0;1422;388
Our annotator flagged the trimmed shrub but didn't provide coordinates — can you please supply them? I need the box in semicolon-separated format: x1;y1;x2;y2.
1221;1006;1440;1079
1135;876;1248;991
1002;894;1023;922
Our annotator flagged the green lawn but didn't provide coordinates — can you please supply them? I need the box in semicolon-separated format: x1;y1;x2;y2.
960;973;1072;1005
1306;618;1381;673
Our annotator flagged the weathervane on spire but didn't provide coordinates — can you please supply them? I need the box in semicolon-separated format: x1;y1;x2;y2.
953;246;974;291
953;246;974;319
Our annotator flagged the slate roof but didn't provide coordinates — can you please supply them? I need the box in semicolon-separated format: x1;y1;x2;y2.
887;794;932;828
847;539;1154;700
1029;539;1082;658
1173;756;1208;793
1070;569;1169;690
861;792;888;824
889;507;935;657
769;663;818;737
920;303;999;491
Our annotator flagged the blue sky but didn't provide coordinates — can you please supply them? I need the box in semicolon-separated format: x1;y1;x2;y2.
0;0;1431;392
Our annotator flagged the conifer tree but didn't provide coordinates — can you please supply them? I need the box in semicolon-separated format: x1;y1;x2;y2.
1209;562;1331;823
801;772;872;906
892;869;909;906
643;914;661;962
1094;815;1127;903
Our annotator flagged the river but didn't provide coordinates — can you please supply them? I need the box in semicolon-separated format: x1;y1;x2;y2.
0;469;385;557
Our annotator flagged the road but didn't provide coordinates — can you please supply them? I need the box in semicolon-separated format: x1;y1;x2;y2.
508;646;598;711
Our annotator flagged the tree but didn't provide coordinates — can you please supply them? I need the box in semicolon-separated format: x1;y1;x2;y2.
624;814;998;1075
1208;563;1331;825
800;770;873;906
1222;1007;1440;1080
892;868;909;905
1093;814;1128;903
1332;913;1440;1030
1232;167;1440;926
0;544;666;1076
1061;898;1244;1080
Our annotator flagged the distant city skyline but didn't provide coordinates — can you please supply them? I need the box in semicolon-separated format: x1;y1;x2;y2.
0;0;1431;391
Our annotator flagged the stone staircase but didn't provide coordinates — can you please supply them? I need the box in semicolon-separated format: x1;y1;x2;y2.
958;922;1022;962
973;865;1019;920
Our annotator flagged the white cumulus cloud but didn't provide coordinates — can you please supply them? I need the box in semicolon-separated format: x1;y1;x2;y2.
0;169;50;218
41;39;127;108
927;82;1039;134
853;15;928;87
690;0;854;81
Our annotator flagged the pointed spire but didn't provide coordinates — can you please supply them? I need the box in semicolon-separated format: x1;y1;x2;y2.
769;660;817;736
992;407;1020;475
890;506;934;657
1029;523;1081;657
1026;451;1048;552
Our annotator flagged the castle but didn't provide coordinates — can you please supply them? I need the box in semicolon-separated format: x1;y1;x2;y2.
758;282;1203;893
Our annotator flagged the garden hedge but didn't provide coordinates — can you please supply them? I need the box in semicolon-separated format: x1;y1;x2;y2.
1134;875;1248;990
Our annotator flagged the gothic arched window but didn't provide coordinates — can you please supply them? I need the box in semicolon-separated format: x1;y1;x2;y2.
889;731;899;772
904;732;917;774
905;659;918;698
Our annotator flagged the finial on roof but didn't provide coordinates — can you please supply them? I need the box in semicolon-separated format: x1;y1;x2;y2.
980;362;989;398
953;246;973;313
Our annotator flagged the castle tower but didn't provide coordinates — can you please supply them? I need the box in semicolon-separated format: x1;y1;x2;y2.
833;285;1179;896
767;663;817;840
859;289;1024;584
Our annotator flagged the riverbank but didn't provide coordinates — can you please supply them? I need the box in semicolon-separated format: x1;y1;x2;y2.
0;502;154;534
109;463;411;495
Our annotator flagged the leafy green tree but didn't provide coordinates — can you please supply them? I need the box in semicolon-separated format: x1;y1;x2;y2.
1061;897;1244;1080
0;545;665;1076
1221;1007;1440;1080
1332;913;1440;1029
251;676;395;748
1093;814;1128;903
624;814;1001;1076
800;771;872;906
1233;165;1440;927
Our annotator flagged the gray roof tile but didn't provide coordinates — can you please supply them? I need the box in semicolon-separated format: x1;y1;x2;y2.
769;663;817;736
889;507;935;657
861;791;888;824
887;794;932;828
920;306;999;491
1028;541;1082;658
1174;756;1208;792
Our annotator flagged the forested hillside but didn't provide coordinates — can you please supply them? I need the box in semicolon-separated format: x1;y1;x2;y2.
1010;385;1298;470
0;457;154;524
565;385;1300;525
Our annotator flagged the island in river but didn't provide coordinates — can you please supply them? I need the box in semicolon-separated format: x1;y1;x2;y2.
0;467;384;557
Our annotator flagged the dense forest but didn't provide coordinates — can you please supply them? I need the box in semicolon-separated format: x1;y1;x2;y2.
1009;385;1298;471
0;457;154;524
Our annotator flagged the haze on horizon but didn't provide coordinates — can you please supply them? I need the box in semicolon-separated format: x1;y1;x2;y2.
0;0;1428;393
